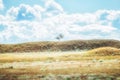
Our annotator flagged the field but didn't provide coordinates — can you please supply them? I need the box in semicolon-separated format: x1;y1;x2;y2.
0;49;120;80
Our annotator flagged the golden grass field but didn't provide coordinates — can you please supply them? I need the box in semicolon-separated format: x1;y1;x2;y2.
0;47;120;80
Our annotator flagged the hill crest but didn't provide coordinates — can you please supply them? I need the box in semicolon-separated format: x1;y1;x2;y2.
0;39;120;53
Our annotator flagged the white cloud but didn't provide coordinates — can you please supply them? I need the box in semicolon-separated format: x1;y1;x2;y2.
45;0;63;12
0;0;4;10
44;0;64;17
6;4;45;21
0;0;120;43
69;24;116;33
96;10;120;21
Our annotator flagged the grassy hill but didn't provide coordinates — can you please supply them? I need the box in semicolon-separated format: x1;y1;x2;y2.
0;39;120;53
85;47;120;56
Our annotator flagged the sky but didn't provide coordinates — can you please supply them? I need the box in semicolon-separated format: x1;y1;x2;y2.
0;0;120;44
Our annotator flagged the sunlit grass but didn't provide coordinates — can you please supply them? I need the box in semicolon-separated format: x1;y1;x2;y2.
0;60;120;75
0;51;120;63
0;50;120;76
85;47;120;56
0;52;83;62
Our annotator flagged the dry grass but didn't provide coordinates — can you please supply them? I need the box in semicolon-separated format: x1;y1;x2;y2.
0;60;120;75
84;47;120;56
0;51;120;63
0;52;83;62
1;39;120;53
0;50;120;76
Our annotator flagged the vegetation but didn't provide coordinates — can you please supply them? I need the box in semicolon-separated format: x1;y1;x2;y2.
85;47;120;56
0;50;120;63
0;51;120;79
56;34;64;41
0;39;120;53
0;40;120;80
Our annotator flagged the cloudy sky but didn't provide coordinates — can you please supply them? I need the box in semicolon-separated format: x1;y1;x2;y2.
0;0;120;44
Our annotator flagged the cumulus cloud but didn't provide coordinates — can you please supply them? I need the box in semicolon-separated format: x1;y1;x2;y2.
44;0;64;17
0;0;4;10
45;0;63;12
0;0;120;43
7;4;45;21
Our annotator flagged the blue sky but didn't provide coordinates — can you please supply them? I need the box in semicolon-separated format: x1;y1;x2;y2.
1;0;120;13
56;0;120;13
0;0;120;43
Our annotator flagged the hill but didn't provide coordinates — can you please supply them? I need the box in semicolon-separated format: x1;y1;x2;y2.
85;47;120;56
0;39;120;53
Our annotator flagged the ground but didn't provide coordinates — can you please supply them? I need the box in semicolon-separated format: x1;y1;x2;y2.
0;51;120;80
